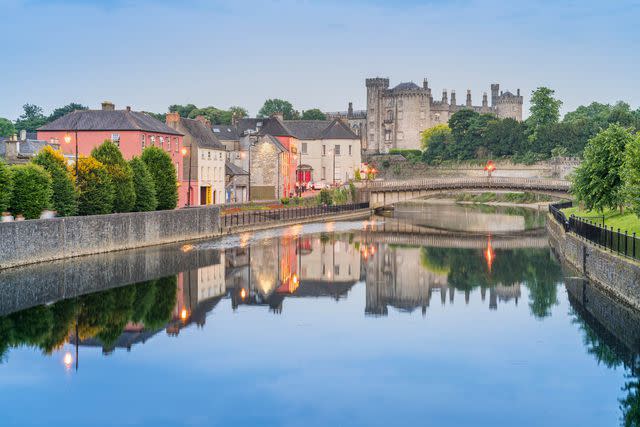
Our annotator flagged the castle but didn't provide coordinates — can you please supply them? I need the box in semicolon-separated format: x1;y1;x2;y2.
326;77;523;154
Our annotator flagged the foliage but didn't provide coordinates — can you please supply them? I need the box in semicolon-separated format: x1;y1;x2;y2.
0;160;13;213
32;146;77;216
229;106;248;122
258;99;300;120
354;168;362;181
48;103;88;122
144;111;166;122
91;140;136;212
349;182;357;202
421;124;451;150
75;156;115;215
168;104;247;125
572;124;632;212
169;104;198;118
300;109;327;120
0;118;15;138
14;104;48;133
623;133;640;216
389;148;422;163
9;163;53;219
141;147;178;210
527;87;562;140
280;197;290;205
319;188;333;205
381;160;390;169
422;125;455;164
129;157;157;212
332;187;348;205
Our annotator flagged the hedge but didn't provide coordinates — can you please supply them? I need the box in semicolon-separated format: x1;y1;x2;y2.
9;163;53;219
75;156;115;215
92;140;136;213
32;146;78;217
141;147;178;210
129;157;158;212
0;160;13;213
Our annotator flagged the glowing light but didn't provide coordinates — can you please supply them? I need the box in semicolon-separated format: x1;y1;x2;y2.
240;288;247;300
64;134;72;144
180;308;188;320
181;244;194;252
484;237;495;272
181;147;188;156
63;352;73;369
292;274;299;285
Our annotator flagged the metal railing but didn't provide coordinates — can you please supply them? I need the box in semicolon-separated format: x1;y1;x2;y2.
363;177;571;192
549;201;640;260
222;202;370;228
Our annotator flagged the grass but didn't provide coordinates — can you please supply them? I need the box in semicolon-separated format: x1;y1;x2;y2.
562;206;640;235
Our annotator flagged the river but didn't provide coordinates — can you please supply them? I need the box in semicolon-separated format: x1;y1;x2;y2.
0;202;638;426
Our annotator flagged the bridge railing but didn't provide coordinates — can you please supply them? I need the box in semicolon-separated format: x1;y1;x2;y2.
549;201;640;260
363;177;571;191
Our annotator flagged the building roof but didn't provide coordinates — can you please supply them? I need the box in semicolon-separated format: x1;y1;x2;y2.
392;82;421;92
0;138;58;158
319;120;359;140
179;118;226;150
262;134;287;152
257;117;294;138
212;124;240;141
38;109;183;135
225;162;249;176
282;119;359;140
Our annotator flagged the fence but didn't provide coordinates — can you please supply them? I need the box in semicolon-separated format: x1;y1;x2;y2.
364;177;571;192
549;201;640;260
222;202;370;228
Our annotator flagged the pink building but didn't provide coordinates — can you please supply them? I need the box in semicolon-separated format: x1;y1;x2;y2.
37;101;189;207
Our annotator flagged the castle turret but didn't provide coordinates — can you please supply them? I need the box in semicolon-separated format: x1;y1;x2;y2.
482;92;488;107
466;90;472;107
348;102;353;118
423;78;429;90
442;89;448;104
365;77;390;153
450;90;456;106
491;84;499;107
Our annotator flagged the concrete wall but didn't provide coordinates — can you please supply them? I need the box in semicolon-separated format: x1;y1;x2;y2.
0;206;221;270
548;213;640;309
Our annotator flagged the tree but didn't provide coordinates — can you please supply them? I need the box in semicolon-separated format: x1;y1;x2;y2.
482;118;527;157
258;99;300;120
75;156;115;215
9;164;53;219
48;103;88;122
144;112;166;122
168;104;198;118
0;160;13;213
32;146;78;216
421;124;450;150
623;133;640;216
422;126;454;164
141;147;177;210
14;104;48;133
129;157;157;212
91;140;136;212
229;106;248;123
527;87;562;140
187;106;231;125
572;124;632;212
0;118;15;138
301;109;327;120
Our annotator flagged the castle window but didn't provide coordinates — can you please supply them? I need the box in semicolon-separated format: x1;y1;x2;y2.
384;130;392;142
349;145;352;156
386;110;393;121
398;100;403;109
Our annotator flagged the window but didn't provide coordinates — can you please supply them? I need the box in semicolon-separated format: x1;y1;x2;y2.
201;152;205;159
386;110;393;121
111;133;120;146
348;145;352;156
334;145;340;156
150;136;156;146
141;134;146;148
322;167;326;180
208;151;211;159
322;145;326;156
201;166;204;179
167;138;171;151
334;265;340;276
384;130;392;142
302;142;307;154
159;136;164;148
175;138;179;152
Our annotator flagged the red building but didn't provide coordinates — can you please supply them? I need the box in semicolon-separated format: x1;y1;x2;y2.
37;101;189;207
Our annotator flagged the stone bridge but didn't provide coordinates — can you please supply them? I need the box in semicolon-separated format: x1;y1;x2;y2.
359;177;571;208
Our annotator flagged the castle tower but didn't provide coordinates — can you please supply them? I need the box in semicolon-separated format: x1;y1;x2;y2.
442;89;448;104
482;92;488;107
491;84;500;107
450;90;457;106
365;77;390;154
466;90;472;107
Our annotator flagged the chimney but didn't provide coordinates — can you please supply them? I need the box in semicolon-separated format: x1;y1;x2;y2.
195;115;211;127
165;112;180;125
466;90;472;107
101;101;115;111
442;90;448;104
450;90;456;106
517;89;521;97
482;92;488;107
348;102;353;117
126;106;131;112
19;129;27;141
423;78;429;90
5;139;18;160
271;112;284;122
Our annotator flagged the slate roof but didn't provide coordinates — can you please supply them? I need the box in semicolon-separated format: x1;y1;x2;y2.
392;82;421;92
257;118;294;138
0;138;57;158
225;162;248;176
38;109;183;135
212;124;240;141
179;118;226;150
283;119;359;140
237;118;265;136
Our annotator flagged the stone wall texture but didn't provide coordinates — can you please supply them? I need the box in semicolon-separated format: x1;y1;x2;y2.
0;206;221;270
548;213;640;308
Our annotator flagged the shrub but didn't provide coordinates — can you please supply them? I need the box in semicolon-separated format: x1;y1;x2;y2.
141;147;177;210
92;140;135;212
0;160;13;213
319;188;333;205
349;182;357;202
129;157;157;212
333;188;348;205
280;197;290;205
354;169;362;181
381;160;390;169
75;156;115;215
9;164;53;219
32;146;77;216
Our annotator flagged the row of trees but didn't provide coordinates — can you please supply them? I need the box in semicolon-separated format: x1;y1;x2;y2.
0;103;90;136
421;87;640;164
0;141;178;219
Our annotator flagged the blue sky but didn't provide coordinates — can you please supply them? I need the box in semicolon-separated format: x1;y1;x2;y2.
2;0;639;119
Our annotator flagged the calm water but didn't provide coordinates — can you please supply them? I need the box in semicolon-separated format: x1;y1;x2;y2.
1;204;639;426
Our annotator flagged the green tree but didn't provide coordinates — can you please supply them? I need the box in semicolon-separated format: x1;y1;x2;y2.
229;106;248;122
623;133;640;216
32;146;78;216
301;109;327;120
14;104;48;133
527;87;562;140
258;99;300;120
9;164;53;219
141;147;177;210
0;160;13;213
572;124;632;212
75;156;115;215
91;140;136;212
188;106;231;125
422;126;455;164
129;157;157;212
169;104;198;118
421;124;450;150
143;276;177;329
482;118;528;157
48;103;88;122
0;118;15;138
144;112;166;122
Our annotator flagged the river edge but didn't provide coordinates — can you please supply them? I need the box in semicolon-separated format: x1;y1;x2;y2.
396;197;552;210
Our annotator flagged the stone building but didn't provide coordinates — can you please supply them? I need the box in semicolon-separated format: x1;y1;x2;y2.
328;78;523;154
1;130;60;164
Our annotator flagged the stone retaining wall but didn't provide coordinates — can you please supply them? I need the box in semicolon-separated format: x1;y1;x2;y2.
547;213;640;308
0;206;221;270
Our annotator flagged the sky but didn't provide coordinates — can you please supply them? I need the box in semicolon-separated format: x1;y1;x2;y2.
1;0;639;120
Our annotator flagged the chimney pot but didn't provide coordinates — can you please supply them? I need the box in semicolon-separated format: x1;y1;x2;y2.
101;101;115;111
271;112;284;122
165;112;180;125
195;115;211;127
126;106;131;112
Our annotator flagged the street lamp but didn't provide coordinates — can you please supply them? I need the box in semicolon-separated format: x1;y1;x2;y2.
181;146;192;207
64;131;79;181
